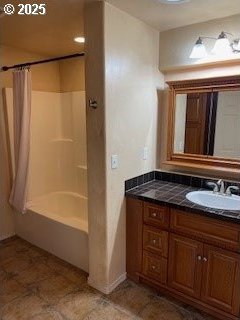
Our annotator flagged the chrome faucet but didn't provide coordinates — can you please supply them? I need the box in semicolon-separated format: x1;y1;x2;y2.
207;179;240;197
217;179;225;195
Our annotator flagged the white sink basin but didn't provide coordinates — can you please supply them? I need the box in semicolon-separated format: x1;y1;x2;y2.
186;191;240;211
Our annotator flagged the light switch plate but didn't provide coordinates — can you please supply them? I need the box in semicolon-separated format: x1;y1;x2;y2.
111;155;118;169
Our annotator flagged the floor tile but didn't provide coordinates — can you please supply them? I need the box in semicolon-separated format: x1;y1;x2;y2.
0;269;7;282
55;290;102;320
30;274;79;304
30;309;66;320
1;294;48;320
85;300;134;319
0;236;215;320
138;298;190;320
0;278;29;304
15;261;55;287
0;253;33;275
107;280;156;316
44;255;87;287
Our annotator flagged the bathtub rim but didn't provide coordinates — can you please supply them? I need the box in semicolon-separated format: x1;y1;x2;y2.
26;191;88;233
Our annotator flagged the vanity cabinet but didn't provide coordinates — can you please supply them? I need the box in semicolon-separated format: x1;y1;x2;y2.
201;245;240;316
168;234;203;299
126;197;240;320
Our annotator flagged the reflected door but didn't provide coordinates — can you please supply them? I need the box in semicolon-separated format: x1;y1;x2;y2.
184;93;208;155
214;91;240;159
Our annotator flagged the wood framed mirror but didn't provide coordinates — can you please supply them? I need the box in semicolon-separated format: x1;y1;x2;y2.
166;75;240;174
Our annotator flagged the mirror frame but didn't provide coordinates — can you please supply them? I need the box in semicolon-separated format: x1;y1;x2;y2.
166;75;240;174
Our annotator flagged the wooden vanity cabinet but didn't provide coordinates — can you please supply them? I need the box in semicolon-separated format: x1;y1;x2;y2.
168;234;203;299
126;198;240;320
201;245;240;316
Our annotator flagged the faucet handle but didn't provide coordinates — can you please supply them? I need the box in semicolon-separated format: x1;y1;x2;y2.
226;186;239;197
206;181;219;193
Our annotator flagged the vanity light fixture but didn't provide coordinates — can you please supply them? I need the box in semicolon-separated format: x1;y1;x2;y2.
190;31;240;59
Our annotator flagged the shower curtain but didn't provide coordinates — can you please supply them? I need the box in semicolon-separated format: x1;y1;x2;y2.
9;69;32;213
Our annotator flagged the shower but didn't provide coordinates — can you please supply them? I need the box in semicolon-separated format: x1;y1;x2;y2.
3;53;89;272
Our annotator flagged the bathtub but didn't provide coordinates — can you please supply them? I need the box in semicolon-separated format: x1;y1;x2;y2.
15;192;89;272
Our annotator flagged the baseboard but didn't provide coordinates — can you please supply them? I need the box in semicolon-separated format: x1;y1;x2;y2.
88;272;127;294
0;231;16;241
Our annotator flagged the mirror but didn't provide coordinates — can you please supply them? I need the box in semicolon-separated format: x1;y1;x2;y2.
166;75;240;173
174;90;240;159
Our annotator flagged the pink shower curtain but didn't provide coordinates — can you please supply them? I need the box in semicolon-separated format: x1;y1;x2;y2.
9;69;32;213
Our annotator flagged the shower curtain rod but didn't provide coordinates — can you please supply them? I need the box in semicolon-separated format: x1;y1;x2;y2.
1;52;85;72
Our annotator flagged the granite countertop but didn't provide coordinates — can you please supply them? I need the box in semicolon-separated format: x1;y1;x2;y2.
126;180;240;224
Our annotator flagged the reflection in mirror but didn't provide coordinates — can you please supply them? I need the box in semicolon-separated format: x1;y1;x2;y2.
174;90;240;159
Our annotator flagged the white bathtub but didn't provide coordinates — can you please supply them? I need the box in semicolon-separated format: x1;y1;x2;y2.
15;192;89;272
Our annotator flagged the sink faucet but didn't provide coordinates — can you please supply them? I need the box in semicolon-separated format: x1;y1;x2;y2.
217;179;225;195
207;179;240;197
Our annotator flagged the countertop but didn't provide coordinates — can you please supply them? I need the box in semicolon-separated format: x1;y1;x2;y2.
126;180;240;224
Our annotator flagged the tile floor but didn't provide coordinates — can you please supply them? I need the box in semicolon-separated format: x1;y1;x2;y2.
0;236;215;320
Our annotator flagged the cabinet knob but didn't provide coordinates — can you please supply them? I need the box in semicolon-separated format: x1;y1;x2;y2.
151;212;157;218
152;239;157;245
203;257;208;262
197;256;202;261
151;265;156;270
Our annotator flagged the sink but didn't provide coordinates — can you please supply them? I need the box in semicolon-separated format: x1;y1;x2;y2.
186;191;240;211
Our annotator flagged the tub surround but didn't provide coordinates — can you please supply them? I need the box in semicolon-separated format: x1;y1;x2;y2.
126;171;240;320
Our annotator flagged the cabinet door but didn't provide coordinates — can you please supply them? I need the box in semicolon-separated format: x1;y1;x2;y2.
201;245;240;316
168;234;203;298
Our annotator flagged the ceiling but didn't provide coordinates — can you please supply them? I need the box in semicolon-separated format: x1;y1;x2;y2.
107;0;240;32
0;0;240;56
0;0;88;56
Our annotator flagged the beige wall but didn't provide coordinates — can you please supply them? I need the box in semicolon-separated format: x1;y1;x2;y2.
0;45;61;92
159;14;240;71
84;1;108;291
1;45;86;93
85;1;163;293
105;3;163;286
59;58;85;92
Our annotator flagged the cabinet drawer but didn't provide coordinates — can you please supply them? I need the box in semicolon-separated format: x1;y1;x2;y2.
144;202;169;229
170;209;240;252
143;251;167;284
143;226;169;258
